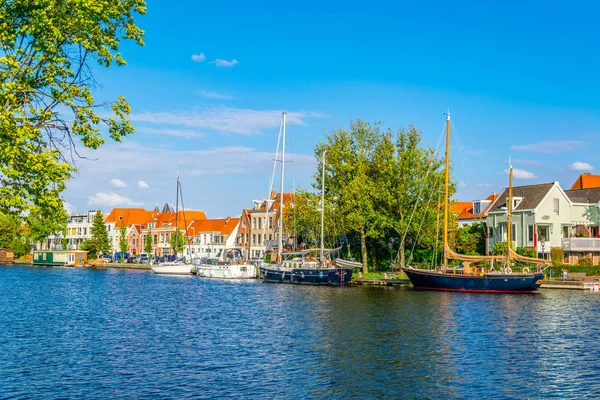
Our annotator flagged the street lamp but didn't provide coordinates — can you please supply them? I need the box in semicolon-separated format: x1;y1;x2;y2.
540;236;546;260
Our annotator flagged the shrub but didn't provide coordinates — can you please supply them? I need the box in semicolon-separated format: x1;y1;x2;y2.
577;257;593;267
550;247;564;266
516;247;536;258
545;264;600;278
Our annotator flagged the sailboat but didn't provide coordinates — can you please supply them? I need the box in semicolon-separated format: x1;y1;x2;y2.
259;120;357;285
150;175;194;275
194;247;257;279
400;112;550;293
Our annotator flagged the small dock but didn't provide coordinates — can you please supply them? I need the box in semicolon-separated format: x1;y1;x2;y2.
352;278;411;286
541;280;598;290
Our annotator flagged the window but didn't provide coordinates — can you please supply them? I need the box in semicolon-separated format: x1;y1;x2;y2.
538;226;549;243
252;218;256;230
258;217;262;230
252;234;256;245
553;198;560;215
242;220;246;228
153;235;157;244
83;228;87;235
562;225;570;238
269;217;273;229
527;225;534;244
473;201;481;216
269;234;272;241
488;227;494;239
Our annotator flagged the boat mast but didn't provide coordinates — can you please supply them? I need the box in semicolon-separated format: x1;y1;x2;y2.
278;111;287;263
507;161;513;268
320;148;327;264
175;173;179;258
443;111;451;270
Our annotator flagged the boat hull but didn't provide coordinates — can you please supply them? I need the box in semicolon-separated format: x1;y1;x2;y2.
195;263;257;279
259;266;353;285
150;263;193;275
401;267;544;293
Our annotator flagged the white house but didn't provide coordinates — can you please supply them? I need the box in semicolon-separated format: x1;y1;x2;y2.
185;217;240;261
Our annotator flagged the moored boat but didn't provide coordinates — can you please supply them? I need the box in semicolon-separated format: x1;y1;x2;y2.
194;248;257;279
399;112;550;293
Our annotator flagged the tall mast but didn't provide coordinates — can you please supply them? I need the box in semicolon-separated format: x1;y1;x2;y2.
507;161;513;267
442;111;451;270
278;111;287;262
175;173;179;258
320;148;327;263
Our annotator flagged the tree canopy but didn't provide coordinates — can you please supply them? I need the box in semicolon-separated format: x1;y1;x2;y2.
81;210;109;258
288;120;449;273
0;0;146;219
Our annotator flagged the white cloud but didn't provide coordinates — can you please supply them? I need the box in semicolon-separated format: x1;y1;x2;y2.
211;58;239;67
570;161;593;171
191;53;206;62
511;140;587;154
129;107;321;135
137;180;150;189
504;168;536;179
87;192;143;207
197;89;235;100
110;178;128;188
135;126;205;139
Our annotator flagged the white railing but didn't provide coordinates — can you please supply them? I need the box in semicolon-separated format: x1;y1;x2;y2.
562;238;600;251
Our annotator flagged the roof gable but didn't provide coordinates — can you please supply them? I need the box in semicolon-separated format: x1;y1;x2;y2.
488;182;554;213
571;174;600;190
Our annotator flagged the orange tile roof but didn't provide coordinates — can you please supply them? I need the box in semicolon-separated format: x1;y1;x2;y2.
186;217;240;237
571;174;600;190
104;208;159;228
252;192;295;213
451;202;474;220
153;210;207;230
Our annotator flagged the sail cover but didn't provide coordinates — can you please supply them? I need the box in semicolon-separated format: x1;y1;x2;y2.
445;244;506;263
508;247;552;265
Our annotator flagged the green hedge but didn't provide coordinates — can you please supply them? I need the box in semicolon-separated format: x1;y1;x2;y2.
545;264;600;278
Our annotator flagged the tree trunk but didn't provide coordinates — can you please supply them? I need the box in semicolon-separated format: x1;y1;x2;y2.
372;247;377;272
360;229;368;274
400;241;405;267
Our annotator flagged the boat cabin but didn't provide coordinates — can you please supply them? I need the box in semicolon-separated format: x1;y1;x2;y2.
33;250;88;266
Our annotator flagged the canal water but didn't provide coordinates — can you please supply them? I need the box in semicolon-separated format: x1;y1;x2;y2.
1;265;599;399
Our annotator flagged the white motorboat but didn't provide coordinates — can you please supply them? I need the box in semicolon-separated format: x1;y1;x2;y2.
194;248;257;279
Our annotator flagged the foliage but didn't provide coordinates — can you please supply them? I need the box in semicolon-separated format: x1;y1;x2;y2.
516;247;536;258
144;227;153;255
303;121;445;273
546;264;600;278
0;213;30;257
577;257;593;267
26;206;67;244
169;229;186;255
0;0;146;219
550;247;564;266
492;241;508;256
584;205;600;225
118;225;128;261
81;210;110;259
454;224;486;255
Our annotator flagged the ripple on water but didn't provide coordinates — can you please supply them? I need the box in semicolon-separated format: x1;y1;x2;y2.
1;266;600;399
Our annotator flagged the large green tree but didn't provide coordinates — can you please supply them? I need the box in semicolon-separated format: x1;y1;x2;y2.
309;121;446;273
26;206;67;244
0;0;146;219
0;213;30;256
81;210;109;258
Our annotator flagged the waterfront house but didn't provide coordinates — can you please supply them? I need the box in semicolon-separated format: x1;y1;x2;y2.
486;181;600;264
453;194;499;227
248;192;294;259
0;248;15;263
139;210;207;257
237;209;251;258
185;217;241;260
33;250;88;266
104;208;159;253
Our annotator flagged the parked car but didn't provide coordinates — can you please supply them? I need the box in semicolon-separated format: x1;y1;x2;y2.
139;253;149;264
100;254;113;263
114;252;131;262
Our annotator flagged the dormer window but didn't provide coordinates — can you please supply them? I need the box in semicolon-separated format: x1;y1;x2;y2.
473;201;481;216
506;196;523;210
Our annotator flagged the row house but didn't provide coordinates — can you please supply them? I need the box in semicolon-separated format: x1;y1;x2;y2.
139;210;207;257
237;209;251;257
104;208;159;253
486;175;600;264
184;217;240;261
248;192;294;259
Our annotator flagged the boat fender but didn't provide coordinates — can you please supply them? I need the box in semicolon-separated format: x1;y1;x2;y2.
523;267;530;274
318;271;324;279
281;272;286;280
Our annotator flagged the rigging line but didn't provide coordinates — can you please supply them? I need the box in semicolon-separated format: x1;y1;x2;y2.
432;186;442;269
408;177;442;267
262;117;284;257
451;120;481;201
395;120;446;264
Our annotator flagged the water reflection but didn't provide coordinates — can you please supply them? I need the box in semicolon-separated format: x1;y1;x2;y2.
0;265;599;398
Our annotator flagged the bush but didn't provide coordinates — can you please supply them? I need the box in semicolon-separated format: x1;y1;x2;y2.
550;247;564;266
493;241;508;255
516;247;536;258
545;264;600;278
577;257;593;267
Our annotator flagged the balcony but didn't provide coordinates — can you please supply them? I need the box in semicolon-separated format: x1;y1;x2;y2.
562;238;600;252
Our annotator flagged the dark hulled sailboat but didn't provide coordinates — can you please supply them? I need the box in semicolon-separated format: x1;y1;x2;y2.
400;112;549;293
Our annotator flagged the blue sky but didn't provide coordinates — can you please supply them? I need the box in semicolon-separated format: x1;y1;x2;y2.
65;0;600;217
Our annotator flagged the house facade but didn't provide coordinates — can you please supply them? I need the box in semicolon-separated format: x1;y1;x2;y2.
486;181;600;264
139;210;207;257
185;217;240;261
